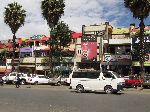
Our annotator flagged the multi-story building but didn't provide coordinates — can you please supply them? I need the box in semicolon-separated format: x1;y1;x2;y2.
0;34;79;76
130;24;150;74
105;27;131;75
75;22;132;76
74;22;113;70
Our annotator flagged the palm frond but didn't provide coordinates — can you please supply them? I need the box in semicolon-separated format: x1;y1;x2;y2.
124;0;150;19
4;2;26;34
41;0;65;28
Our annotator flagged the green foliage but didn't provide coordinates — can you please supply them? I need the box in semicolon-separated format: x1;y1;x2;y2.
0;49;7;60
51;21;72;48
124;0;150;19
41;0;65;28
4;2;26;34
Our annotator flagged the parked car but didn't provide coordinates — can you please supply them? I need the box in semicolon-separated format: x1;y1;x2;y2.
48;75;67;86
1;74;7;84
27;75;49;85
124;75;142;88
13;73;33;85
5;72;18;84
143;74;150;88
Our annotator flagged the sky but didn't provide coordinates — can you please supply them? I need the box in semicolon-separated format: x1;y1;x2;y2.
0;0;150;40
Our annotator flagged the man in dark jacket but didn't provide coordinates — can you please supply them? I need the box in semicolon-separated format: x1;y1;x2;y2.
0;77;4;86
15;74;20;88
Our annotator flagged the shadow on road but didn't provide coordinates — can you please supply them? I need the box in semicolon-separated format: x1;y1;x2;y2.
70;90;124;95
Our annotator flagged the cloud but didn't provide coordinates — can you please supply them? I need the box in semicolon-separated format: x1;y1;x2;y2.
0;0;150;40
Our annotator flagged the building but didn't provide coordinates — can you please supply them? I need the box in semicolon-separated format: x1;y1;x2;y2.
75;22;131;76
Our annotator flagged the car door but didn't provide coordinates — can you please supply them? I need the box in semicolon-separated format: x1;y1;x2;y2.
42;76;49;83
37;76;43;83
85;72;101;90
9;72;17;81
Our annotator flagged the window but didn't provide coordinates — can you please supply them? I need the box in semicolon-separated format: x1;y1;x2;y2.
103;72;112;78
10;73;16;76
72;72;87;78
87;72;99;79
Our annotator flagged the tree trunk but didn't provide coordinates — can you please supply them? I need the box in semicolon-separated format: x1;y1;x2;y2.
49;29;53;76
139;18;145;80
12;34;16;72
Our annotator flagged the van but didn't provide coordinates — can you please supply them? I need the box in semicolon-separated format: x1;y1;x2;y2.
70;70;125;94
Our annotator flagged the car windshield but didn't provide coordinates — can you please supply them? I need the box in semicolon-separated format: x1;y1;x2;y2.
112;72;122;78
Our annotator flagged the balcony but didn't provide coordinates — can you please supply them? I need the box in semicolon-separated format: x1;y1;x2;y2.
109;39;131;45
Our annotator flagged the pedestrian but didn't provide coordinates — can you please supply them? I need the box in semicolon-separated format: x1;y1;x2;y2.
15;74;20;88
0;77;4;86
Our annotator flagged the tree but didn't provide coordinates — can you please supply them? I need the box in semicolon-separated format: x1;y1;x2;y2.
51;21;72;72
41;0;65;74
52;21;72;49
4;2;26;71
124;0;150;79
0;49;7;66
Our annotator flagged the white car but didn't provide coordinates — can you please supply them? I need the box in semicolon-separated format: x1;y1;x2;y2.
27;75;49;85
13;73;34;85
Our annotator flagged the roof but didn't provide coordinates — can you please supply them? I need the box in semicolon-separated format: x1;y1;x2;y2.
72;32;82;39
112;28;129;34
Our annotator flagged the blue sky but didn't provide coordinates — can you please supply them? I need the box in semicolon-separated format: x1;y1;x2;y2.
0;0;150;40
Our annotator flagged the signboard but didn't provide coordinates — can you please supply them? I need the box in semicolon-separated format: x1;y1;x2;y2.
20;47;32;52
132;36;150;44
104;55;131;62
81;35;97;62
132;61;150;66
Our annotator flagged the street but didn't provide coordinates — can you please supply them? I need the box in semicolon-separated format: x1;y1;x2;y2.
0;85;150;112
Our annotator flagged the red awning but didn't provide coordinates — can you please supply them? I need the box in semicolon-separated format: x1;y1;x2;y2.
41;36;49;41
72;32;82;39
17;38;23;44
4;69;12;74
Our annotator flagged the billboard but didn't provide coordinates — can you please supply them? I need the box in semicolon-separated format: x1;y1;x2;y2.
132;36;150;44
81;35;97;62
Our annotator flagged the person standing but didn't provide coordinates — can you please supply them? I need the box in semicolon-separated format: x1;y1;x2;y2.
0;77;4;86
15;74;20;88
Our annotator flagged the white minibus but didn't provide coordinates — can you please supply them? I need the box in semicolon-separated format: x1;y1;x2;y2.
70;70;125;94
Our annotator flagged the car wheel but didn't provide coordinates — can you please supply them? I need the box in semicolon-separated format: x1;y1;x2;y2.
76;85;84;93
3;80;6;84
12;80;16;85
34;81;38;85
104;86;113;94
56;81;61;86
20;80;26;85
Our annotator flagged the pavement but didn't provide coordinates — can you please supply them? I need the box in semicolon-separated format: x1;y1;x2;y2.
1;84;150;112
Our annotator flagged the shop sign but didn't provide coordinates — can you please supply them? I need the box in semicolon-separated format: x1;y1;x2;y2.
132;61;150;66
104;55;131;62
20;57;35;63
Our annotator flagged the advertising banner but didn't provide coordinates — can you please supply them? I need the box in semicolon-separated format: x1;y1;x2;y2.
132;36;150;44
20;47;32;52
81;35;97;62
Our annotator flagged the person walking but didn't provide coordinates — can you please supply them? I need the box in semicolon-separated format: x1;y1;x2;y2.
0;77;4;86
15;74;20;88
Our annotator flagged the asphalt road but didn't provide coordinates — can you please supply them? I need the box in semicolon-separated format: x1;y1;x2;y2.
0;85;150;112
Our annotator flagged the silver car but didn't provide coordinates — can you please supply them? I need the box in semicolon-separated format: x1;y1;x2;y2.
48;75;66;86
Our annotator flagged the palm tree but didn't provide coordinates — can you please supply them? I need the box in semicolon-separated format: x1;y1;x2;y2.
124;0;150;79
4;2;26;71
41;0;65;74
